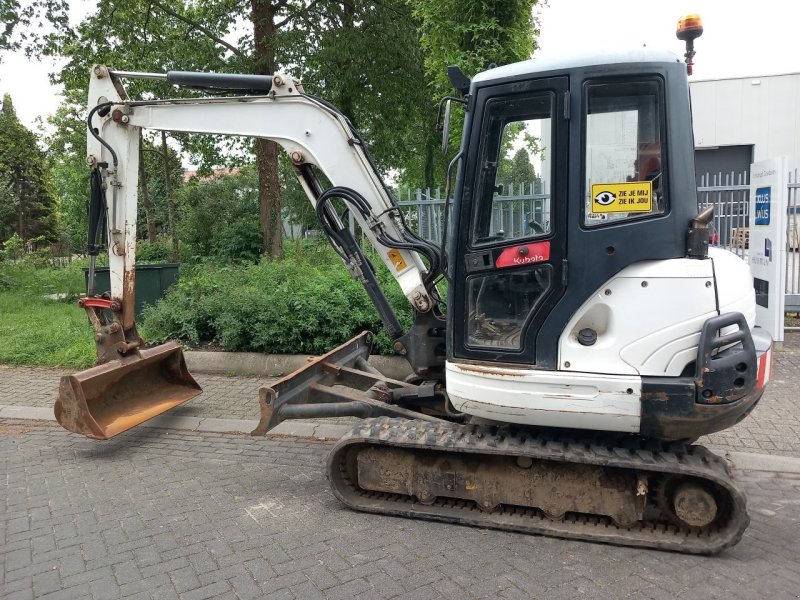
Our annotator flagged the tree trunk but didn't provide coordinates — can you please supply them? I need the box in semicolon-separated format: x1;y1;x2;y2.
161;131;179;261
16;176;24;243
139;138;157;243
251;0;283;259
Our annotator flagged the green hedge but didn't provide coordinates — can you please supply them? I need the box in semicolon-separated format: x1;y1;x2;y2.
140;242;415;355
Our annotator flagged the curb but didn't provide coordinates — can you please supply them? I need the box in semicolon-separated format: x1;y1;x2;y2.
0;405;353;440
4;404;800;475
184;350;412;380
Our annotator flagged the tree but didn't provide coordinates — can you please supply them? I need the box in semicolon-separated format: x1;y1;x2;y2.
47;0;357;259
0;0;69;59
176;166;262;263
498;147;538;192
282;1;431;179
0;94;57;244
407;0;543;188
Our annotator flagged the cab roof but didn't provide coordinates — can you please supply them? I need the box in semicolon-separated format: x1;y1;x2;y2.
472;48;683;85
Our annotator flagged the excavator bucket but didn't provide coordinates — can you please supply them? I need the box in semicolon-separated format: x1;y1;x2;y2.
54;341;202;440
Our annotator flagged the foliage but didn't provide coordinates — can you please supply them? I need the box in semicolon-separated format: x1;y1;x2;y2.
0;231;22;261
404;0;543;188
0;258;87;296
281;2;431;180
137;238;172;263
410;0;542;95
176;167;263;263
141;242;412;355
0;259;98;368
497;147;539;191
0;94;58;243
45;102;89;253
0;291;96;367
0;0;69;59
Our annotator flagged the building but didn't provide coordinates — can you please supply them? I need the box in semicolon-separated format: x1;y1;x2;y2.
690;72;800;179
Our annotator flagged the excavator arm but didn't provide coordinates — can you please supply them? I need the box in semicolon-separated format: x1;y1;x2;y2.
55;66;447;440
86;65;440;330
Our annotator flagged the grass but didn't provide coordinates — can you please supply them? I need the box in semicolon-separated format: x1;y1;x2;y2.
0;260;96;368
0;292;96;368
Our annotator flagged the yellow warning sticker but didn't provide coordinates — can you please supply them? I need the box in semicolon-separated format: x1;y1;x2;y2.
590;181;653;213
387;249;407;272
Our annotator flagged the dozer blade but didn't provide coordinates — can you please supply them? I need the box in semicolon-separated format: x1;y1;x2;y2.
54;341;202;440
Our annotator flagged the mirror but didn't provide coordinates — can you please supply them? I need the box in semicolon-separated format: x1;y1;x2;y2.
441;99;452;155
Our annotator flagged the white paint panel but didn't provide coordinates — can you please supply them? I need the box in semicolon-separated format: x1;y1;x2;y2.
559;258;716;376
473;48;679;85
749;158;788;342
446;362;640;433
710;247;757;328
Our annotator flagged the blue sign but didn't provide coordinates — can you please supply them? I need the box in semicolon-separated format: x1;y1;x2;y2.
755;186;771;225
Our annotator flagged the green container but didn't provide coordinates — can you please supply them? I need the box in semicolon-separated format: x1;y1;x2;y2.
83;263;180;321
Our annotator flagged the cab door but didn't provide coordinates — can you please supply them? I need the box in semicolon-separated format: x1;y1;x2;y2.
451;77;569;366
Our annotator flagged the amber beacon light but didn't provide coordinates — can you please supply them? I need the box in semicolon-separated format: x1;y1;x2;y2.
676;14;704;75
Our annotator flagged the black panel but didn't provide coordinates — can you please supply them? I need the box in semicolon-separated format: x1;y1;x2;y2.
754;278;769;308
448;77;569;365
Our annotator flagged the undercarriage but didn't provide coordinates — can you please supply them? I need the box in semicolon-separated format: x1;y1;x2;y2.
328;418;748;555
249;332;757;555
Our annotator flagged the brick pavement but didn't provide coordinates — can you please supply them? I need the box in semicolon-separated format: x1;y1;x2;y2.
2;418;800;600
1;331;798;457
0;368;269;421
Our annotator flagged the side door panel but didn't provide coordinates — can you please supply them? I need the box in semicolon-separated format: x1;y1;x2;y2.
451;76;569;366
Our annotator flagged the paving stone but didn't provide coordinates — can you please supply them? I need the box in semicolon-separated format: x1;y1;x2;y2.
2;345;800;600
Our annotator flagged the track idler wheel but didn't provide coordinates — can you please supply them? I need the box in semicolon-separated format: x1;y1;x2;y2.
673;482;718;528
656;476;720;529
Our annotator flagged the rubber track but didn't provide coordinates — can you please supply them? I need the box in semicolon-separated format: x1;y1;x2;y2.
326;417;749;555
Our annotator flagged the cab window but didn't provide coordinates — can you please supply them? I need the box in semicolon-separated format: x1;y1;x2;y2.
472;92;554;245
583;79;667;227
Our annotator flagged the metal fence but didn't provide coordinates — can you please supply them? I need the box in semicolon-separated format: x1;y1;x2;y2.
389;171;800;309
395;188;446;244
697;169;800;309
394;182;550;245
696;170;751;258
787;170;800;308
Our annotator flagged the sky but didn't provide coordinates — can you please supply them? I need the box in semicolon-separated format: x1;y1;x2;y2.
0;0;798;130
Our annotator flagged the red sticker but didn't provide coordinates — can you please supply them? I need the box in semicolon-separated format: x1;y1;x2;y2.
496;241;550;268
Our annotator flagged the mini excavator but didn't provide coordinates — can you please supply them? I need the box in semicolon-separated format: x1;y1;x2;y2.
55;15;773;554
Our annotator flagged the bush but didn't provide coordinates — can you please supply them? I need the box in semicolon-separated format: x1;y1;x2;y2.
211;216;262;264
137;238;172;263
177;168;265;263
0;232;23;261
141;242;414;355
